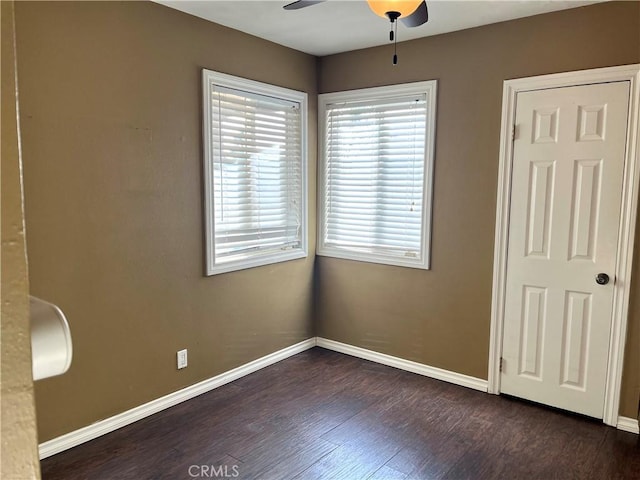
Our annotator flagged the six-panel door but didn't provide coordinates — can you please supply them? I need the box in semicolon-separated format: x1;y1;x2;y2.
501;81;630;418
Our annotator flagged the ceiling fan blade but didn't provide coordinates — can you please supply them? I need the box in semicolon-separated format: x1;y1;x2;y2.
283;0;326;10
400;0;428;27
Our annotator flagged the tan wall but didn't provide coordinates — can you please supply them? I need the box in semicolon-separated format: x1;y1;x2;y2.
14;0;639;448
317;1;640;419
14;1;317;442
1;1;42;477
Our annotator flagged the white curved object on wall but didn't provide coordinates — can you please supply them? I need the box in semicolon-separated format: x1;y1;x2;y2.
30;296;72;380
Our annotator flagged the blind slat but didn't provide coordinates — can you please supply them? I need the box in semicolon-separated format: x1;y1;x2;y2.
210;84;303;263
323;94;428;258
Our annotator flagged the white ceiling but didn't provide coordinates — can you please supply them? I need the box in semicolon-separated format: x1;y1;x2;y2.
155;0;601;56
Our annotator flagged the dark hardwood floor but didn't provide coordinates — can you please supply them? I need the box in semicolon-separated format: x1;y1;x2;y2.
41;347;640;480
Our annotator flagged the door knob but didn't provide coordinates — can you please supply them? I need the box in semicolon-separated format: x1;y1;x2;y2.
595;273;610;285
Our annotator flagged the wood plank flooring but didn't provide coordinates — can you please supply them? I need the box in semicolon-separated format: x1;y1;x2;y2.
40;347;640;479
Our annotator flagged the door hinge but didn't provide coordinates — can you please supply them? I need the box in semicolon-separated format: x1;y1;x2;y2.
511;125;517;142
499;357;504;372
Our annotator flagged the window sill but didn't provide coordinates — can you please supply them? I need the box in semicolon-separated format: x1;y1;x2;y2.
206;249;307;276
316;246;429;270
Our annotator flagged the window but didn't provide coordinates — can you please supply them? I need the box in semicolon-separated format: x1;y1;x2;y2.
203;70;307;275
318;81;436;269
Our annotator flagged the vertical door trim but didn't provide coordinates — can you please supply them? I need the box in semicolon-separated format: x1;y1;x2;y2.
489;64;640;426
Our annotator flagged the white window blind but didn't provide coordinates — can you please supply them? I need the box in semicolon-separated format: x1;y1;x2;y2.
203;70;307;275
318;82;436;269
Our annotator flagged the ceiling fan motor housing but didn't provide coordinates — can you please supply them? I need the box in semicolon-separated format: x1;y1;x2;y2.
386;11;401;22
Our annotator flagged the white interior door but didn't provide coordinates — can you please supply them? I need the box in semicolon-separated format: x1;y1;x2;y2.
501;81;630;418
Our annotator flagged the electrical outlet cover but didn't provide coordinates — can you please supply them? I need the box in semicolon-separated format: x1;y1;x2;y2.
177;349;188;369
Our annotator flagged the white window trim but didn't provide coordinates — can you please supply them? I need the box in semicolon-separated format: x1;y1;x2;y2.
317;80;437;269
202;69;308;276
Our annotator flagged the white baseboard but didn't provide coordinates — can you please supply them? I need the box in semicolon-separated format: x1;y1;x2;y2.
39;336;638;459
39;338;317;459
316;337;488;392
317;338;640;434
617;416;640;434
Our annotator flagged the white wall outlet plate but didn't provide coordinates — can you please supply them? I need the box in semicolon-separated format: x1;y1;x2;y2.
177;349;188;369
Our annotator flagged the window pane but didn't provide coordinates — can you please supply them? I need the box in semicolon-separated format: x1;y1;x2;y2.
319;83;436;269
203;70;307;275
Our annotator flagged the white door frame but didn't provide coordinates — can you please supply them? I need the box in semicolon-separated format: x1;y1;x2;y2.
488;64;640;427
